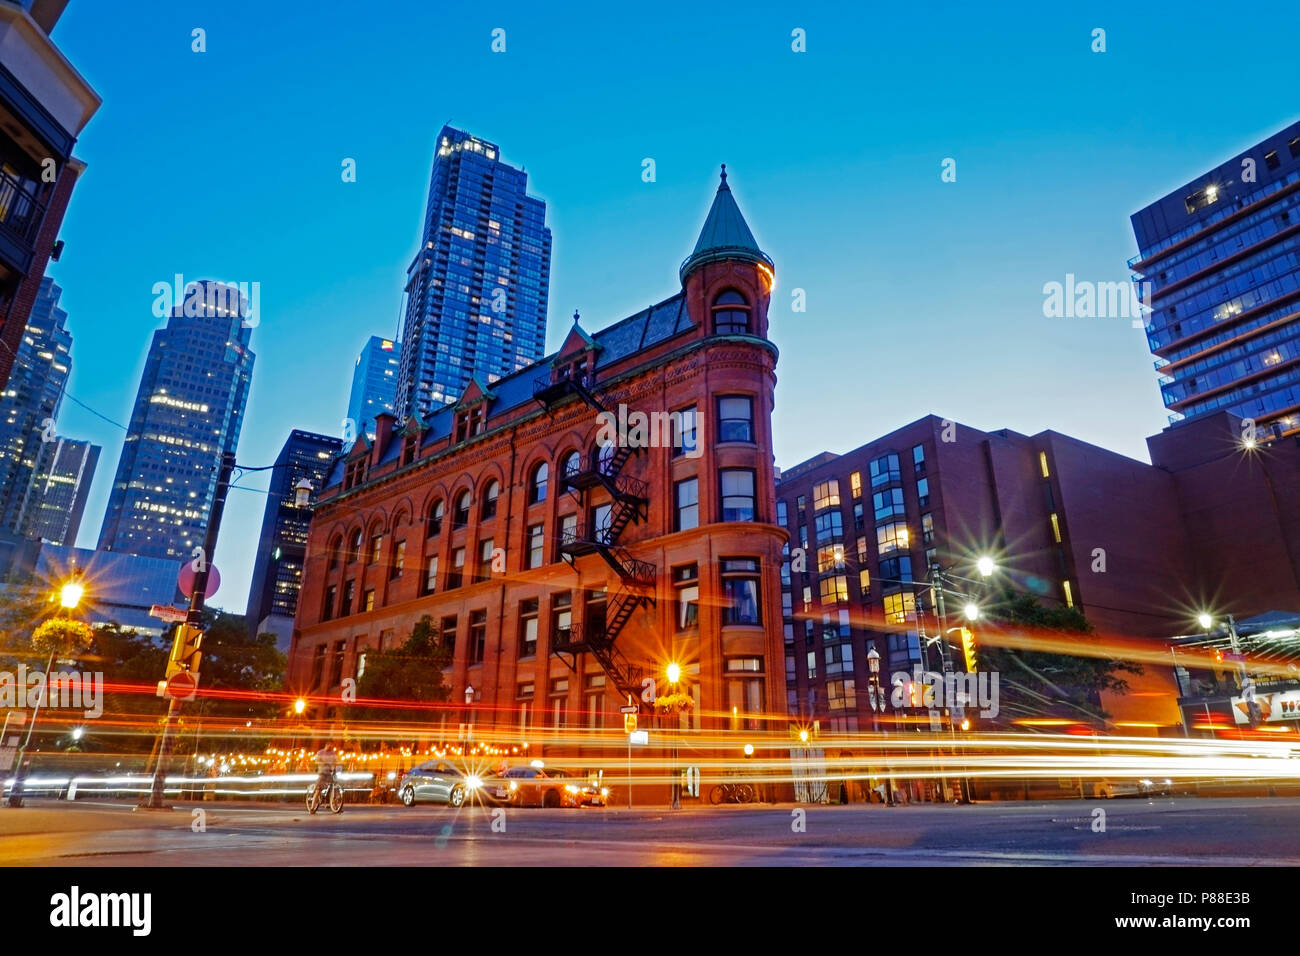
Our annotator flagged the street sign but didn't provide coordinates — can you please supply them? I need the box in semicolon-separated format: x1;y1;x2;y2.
164;670;198;702
629;730;649;745
149;604;189;623
619;705;638;714
623;713;637;733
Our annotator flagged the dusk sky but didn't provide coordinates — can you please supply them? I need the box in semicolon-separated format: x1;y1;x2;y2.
44;0;1300;611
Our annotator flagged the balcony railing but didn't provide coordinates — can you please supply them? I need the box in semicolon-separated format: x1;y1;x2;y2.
0;168;45;245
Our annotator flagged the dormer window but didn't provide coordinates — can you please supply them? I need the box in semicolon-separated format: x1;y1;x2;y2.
713;290;751;335
454;406;486;443
402;432;418;465
344;459;366;490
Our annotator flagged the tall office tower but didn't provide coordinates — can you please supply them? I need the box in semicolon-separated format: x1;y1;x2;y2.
345;335;398;440
1130;121;1300;435
15;435;98;544
394;126;551;419
98;280;255;560
244;429;342;648
0;0;100;390
0;275;70;532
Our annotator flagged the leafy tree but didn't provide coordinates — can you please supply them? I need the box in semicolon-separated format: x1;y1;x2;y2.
975;593;1142;726
353;615;451;724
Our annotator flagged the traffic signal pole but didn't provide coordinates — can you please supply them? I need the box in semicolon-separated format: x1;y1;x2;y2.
141;451;236;810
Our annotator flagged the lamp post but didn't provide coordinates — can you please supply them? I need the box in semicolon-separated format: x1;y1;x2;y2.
463;685;475;756
866;645;895;806
7;574;86;808
666;662;681;810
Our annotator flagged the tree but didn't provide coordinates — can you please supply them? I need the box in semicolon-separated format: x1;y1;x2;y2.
976;593;1142;726
353;615;452;724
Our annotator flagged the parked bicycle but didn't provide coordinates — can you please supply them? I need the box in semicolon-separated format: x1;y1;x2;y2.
306;768;345;814
708;781;755;805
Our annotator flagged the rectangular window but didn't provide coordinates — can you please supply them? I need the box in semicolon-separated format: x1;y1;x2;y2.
872;487;905;521
806;651;817;680
329;640;346;688
869;453;901;488
1265;150;1280;171
850;471;862;499
323;585;336;621
717;395;754;443
879;555;913;585
721;557;762;626
558;513;577;557
519;598;539;657
1062;580;1074;608
912;444;926;475
882;591;916;625
798;523;808;548
448;547;465;589
814;510;843;544
1050;513;1062;544
813;479;840;511
550;677;569;728
469;609;487;663
856;535;869;563
827;679;857;711
341;580;355;616
876;521;909;554
675;478;699;531
585;673;607;728
517;682;534;736
853;502;864;532
673;405;699;458
916;478;930;509
592;503;612;545
363;588;375;612
527;523;544;569
816;543;846;573
424;555;438;595
921;513;935;546
551;592;573;645
1038;451;1050;478
311;645;326;689
369;534;382;565
391;540;405;579
674;563;699;631
477;538;495;582
777;500;788;527
720;469;756;522
439;615;457;652
1290;137;1300;159
859;568;871;597
818;574;849;604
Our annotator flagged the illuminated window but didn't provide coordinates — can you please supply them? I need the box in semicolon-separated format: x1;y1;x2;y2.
882;591;916;625
850;472;862;499
818;574;848;604
1038;451;1050;478
813;479;841;511
713;289;751;335
1062;580;1074;608
1050;513;1062;543
876;521;909;554
674;564;699;631
519;599;539;657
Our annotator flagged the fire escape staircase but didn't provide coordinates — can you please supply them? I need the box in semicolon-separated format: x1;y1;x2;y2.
532;376;656;705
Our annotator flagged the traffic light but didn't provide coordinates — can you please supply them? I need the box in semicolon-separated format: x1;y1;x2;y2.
959;626;977;672
165;624;203;680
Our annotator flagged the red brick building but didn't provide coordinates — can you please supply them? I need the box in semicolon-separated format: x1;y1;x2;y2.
291;170;787;767
0;1;100;388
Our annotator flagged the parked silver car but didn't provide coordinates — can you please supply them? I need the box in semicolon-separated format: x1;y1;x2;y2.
397;761;484;808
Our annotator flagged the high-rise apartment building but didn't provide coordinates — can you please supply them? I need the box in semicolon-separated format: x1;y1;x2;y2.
1131;120;1300;434
245;429;343;649
345;335;398;440
395;127;551;420
0;0;100;390
98;280;255;560
0;275;70;531
15;434;97;544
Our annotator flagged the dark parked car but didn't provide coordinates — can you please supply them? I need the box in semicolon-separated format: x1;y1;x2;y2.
397;761;485;807
490;766;570;807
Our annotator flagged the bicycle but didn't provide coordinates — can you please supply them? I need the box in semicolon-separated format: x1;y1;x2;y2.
708;781;755;805
306;769;345;814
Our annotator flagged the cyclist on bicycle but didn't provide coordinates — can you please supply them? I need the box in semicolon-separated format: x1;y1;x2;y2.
314;742;340;796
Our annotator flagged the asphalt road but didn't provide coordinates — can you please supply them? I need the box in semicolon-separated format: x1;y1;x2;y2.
3;796;1299;866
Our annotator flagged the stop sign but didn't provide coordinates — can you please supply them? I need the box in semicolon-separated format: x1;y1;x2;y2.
178;562;221;601
165;670;198;701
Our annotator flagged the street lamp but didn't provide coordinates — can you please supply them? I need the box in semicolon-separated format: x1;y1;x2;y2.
666;664;682;810
294;478;314;508
976;556;996;578
294;697;307;715
963;602;980;622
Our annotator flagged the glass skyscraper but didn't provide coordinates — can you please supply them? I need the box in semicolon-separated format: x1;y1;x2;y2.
395;126;551;419
244;428;342;648
1131;120;1300;434
16;436;99;545
98;280;255;560
345;334;398;440
0;276;71;533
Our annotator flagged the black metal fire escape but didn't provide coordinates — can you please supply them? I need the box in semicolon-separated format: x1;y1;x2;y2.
532;375;656;703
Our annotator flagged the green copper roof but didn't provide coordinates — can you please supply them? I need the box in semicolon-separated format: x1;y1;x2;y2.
679;165;773;284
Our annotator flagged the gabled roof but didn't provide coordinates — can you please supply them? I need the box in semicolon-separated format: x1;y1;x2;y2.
345;433;372;459
553;312;600;361
456;375;496;407
400;408;428;436
679;165;774;284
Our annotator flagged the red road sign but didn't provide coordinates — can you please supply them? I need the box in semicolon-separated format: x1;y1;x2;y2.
164;670;198;702
178;562;221;601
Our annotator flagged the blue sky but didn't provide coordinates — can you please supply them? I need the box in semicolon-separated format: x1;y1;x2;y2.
43;0;1300;611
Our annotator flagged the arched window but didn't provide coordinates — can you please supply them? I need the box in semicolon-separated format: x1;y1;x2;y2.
328;535;343;570
453;490;472;528
561;451;581;481
481;480;500;520
349;528;363;563
713;289;751;335
596;439;616;475
530;462;549;504
427;499;444;538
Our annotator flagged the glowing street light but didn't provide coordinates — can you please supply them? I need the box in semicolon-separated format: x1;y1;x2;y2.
799;729;809;743
963;602;980;622
743;744;754;757
293;698;307;715
976;556;996;578
59;580;84;609
1197;612;1214;631
666;662;681;685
